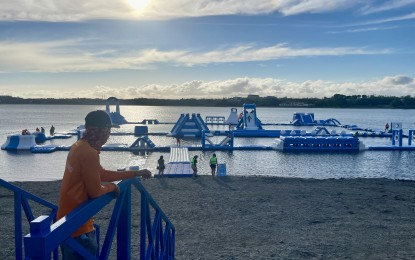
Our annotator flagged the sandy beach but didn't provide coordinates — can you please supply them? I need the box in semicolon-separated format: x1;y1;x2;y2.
2;176;415;259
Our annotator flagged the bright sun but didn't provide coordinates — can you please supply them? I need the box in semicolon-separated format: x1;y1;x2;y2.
127;0;150;11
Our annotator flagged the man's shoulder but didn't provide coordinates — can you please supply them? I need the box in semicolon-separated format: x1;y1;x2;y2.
71;140;95;153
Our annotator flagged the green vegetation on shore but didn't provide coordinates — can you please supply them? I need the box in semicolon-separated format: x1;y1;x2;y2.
1;94;415;108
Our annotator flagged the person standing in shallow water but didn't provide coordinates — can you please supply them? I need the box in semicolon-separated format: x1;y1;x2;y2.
210;154;217;176
57;110;152;259
157;155;165;175
50;125;55;136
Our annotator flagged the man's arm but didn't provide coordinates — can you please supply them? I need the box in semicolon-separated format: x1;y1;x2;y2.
81;152;117;199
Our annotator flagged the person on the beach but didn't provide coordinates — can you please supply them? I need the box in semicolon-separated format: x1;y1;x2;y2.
191;155;198;177
50;125;55;136
157;155;165;175
57;110;151;259
210;154;217;176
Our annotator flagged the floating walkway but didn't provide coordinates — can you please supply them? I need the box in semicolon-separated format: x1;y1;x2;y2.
367;129;415;150
161;147;193;177
156;147;228;177
368;146;415;151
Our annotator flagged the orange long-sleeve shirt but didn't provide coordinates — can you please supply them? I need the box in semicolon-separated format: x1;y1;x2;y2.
57;140;136;237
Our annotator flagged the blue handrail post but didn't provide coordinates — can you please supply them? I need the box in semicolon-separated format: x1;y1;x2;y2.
24;215;56;260
409;130;415;145
201;130;205;149
140;193;148;259
117;184;131;259
14;192;23;260
392;129;403;146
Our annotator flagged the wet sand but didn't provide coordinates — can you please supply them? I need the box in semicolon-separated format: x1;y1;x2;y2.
2;176;415;259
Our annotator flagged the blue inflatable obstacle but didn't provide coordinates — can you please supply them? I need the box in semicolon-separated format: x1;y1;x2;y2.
225;108;239;125
138;119;160;124
291;112;315;126
201;130;234;150
1;133;54;151
106;97;127;125
169;113;209;138
1;135;37;151
236;103;263;131
1;134;71;152
130;127;156;150
291;112;342;126
273;136;363;152
134;126;149;136
32;132;47;143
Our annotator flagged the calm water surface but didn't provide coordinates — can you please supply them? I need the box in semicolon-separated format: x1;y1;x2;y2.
1;104;415;181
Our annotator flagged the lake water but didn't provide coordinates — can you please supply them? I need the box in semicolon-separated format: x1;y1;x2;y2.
1;104;415;181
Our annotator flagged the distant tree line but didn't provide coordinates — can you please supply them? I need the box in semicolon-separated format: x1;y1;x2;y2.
1;94;415;108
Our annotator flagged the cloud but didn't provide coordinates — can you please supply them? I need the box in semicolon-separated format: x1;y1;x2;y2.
173;44;389;66
271;0;357;16
327;26;398;34
0;1;132;22
381;75;414;85
359;12;415;26
0;41;390;73
2;75;414;99
359;0;415;15
0;0;412;21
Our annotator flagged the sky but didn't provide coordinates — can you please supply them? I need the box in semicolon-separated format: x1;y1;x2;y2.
0;0;414;99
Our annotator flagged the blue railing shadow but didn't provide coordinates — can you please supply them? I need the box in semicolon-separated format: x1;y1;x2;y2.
0;178;175;260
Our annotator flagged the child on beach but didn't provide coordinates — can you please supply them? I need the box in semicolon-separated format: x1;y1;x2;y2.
57;110;152;259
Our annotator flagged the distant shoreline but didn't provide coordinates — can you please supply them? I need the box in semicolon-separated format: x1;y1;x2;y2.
1;94;414;109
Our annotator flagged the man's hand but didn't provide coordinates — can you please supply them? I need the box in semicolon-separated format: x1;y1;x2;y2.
135;169;152;179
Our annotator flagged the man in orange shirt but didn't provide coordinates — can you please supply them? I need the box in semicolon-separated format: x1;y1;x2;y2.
57;110;151;259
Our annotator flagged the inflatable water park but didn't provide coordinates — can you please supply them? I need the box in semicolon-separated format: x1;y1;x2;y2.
3;97;415;156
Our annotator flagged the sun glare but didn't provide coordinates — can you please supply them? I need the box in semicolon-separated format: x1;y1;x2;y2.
127;0;150;12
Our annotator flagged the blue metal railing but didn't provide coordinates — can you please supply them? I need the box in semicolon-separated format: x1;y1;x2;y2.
0;178;175;260
0;179;58;260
